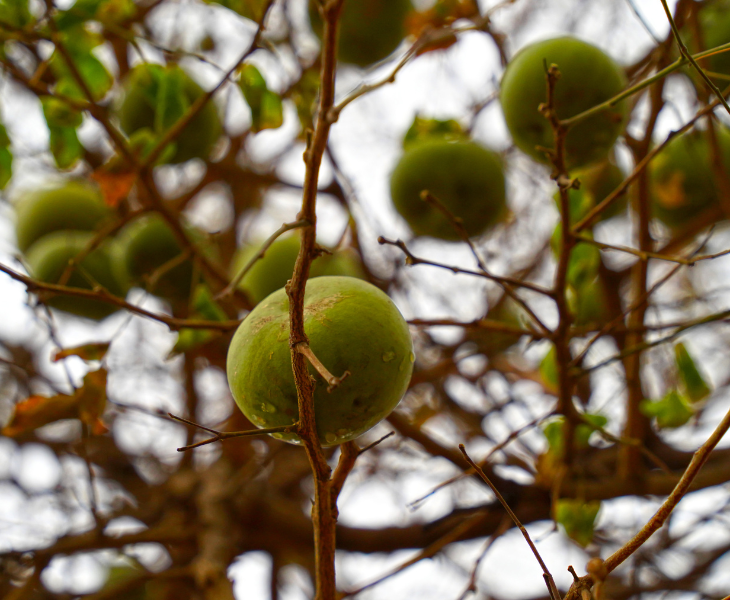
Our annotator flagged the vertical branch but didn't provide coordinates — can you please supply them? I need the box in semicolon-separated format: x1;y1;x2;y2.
541;64;578;466
286;2;345;599
619;60;667;481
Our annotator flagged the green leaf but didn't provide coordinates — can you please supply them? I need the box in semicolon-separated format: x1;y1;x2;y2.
542;413;607;457
55;0;135;29
539;345;558;389
239;64;284;133
575;413;608;447
640;390;694;429
675;342;711;403
556;498;601;546
41;96;83;128
54;0;104;29
48;125;84;169
0;122;12;189
155;66;190;133
191;285;227;321
203;0;266;20
551;226;600;289
168;285;226;357
403;115;469;150
49;27;113;101
0;0;32;28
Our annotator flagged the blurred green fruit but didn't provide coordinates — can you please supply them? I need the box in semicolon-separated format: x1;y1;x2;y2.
465;297;532;356
684;0;730;82
114;214;209;303
231;235;366;304
226;277;414;446
390;139;507;240
25;230;128;320
14;179;111;253
116;63;222;164
650;126;730;228
556;160;628;223
500;37;627;169
310;0;412;67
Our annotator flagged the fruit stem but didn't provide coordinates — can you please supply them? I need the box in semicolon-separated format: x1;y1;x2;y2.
295;342;351;392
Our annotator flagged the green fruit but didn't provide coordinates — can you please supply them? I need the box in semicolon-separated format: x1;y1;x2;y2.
25;231;128;320
684;0;730;82
226;277;414;446
500;37;628;169
231;235;366;305
14;179;112;253
650;126;730;228
116;63;222;164
114;214;208;302
389;139;507;241
465;298;531;356
556;160;628;223
310;0;412;67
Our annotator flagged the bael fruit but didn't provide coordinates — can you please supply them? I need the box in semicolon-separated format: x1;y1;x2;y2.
14;179;112;253
25;230;128;320
389;138;507;241
650;126;730;228
230;235;366;305
556;160;628;223
309;0;412;67
500;37;627;169
226;276;414;446
683;0;730;83
116;63;222;164
114;214;209;303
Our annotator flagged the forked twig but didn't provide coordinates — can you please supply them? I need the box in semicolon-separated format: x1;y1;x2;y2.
168;413;297;451
295;342;351;392
459;444;562;600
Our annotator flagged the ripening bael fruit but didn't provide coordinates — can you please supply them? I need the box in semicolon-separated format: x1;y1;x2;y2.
310;0;412;67
230;235;366;305
14;179;112;253
114;214;209;303
390;139;507;241
25;231;129;320
226;277;414;446
116;63;222;164
650;126;730;229
500;37;628;169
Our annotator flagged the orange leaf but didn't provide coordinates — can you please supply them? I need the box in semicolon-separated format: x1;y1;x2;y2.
76;368;108;432
91;169;137;207
2;393;79;437
53;342;111;363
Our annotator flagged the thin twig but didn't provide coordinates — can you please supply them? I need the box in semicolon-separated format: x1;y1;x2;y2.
296;342;351;392
168;413;297;451
217;218;310;299
377;236;553;297
459;445;562;600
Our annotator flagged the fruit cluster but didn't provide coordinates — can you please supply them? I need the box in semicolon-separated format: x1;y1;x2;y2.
14;181;206;320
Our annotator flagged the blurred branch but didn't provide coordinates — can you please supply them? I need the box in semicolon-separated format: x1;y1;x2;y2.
565;405;730;599
0;262;241;331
